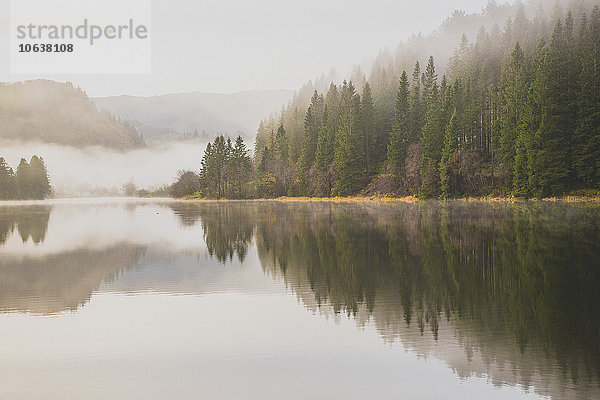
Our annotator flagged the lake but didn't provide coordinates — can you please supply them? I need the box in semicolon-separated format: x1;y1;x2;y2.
0;198;598;399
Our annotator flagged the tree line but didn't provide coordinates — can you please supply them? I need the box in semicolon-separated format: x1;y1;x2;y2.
171;135;253;199
250;2;600;199
0;156;52;200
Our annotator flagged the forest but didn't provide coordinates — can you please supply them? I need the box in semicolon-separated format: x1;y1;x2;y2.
192;1;599;200
0;156;52;200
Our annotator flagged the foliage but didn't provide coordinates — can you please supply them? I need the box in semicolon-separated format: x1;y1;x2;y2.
0;156;52;200
170;170;200;198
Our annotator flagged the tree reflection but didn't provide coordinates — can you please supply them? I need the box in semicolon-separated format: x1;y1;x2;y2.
0;205;51;245
245;201;600;396
170;202;255;263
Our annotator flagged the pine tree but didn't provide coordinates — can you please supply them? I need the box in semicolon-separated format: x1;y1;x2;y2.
229;136;252;198
275;124;288;162
533;19;579;196
334;81;363;196
423;56;438;99
387;71;410;180
419;81;442;198
499;42;527;191
440;110;459;198
28;155;51;199
573;6;600;187
15;158;31;199
315;83;340;196
409;61;424;143
0;158;17;200
300;91;324;192
419;57;443;198
199;136;231;198
360;82;376;176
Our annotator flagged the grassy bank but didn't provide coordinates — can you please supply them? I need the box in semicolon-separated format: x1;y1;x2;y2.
179;193;600;203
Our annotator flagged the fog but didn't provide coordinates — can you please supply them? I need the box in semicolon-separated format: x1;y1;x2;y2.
0;200;208;256
0;0;508;97
0;140;208;195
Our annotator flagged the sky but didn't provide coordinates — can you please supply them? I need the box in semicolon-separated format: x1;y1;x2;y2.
0;0;504;97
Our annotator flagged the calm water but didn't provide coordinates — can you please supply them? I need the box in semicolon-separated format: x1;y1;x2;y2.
0;199;599;399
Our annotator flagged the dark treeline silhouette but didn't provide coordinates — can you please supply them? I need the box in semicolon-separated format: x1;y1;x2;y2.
183;200;600;398
250;2;600;199
171;134;253;199
169;202;254;262
0;204;51;245
0;156;52;200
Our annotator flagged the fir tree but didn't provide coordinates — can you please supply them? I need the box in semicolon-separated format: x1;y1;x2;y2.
419;81;442;198
0;158;17;200
387;71;410;180
409;61;424;143
533;19;579;196
499;42;527;190
360;82;376;176
334;81;363;196
229;136;252;198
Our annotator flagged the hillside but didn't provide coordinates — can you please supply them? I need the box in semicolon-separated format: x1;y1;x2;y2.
93;89;294;142
248;0;600;199
0;80;145;150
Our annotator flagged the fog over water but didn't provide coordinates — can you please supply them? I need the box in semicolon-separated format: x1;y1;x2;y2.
0;140;208;194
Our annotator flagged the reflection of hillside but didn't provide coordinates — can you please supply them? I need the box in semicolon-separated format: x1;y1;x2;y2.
0;244;145;315
0;205;51;245
253;201;600;400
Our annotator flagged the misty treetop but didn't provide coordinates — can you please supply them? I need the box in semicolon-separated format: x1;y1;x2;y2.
0;156;52;200
250;1;600;199
0;80;145;150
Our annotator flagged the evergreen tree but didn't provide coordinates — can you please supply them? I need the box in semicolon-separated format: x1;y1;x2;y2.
0;158;17;200
199;136;231;198
409;61;424;142
274;124;288;162
499;42;527;190
229;136;252;198
533;19;579;196
440;110;459;198
423;56;438;99
28;156;51;200
334;81;364;196
573;6;600;187
419;81;442;198
315;83;340;196
360;82;376;176
15;158;31;199
300;91;324;192
387;71;410;180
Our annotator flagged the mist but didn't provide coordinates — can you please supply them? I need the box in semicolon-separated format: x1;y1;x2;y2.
0;140;208;195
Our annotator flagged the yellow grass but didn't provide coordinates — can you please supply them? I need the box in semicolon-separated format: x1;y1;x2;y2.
179;194;600;203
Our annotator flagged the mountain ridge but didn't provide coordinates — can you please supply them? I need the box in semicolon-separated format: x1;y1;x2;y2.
93;89;294;142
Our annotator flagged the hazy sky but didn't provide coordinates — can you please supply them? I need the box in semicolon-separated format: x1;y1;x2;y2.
0;0;504;96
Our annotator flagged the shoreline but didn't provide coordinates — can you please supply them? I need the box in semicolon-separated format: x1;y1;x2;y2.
180;195;600;203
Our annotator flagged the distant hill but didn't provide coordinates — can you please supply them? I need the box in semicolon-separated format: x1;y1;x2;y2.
0;80;145;150
92;89;294;142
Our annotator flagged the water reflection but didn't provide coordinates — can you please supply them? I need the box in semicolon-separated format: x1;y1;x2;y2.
0;199;599;398
175;200;600;398
0;205;51;245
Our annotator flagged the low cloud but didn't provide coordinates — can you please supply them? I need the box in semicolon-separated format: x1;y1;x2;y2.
0;140;208;195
